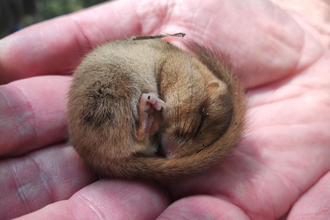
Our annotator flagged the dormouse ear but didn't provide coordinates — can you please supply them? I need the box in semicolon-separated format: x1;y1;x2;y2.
206;81;220;101
206;80;228;98
206;80;220;90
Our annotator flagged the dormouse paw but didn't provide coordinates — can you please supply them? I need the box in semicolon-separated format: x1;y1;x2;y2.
135;93;166;141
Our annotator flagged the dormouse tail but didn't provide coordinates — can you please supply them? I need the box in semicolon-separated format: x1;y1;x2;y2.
138;43;246;180
94;43;246;181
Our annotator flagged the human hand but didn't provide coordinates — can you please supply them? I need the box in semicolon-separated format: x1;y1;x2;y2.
1;0;329;219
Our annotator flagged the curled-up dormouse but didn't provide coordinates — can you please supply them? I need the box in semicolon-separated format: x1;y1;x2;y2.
67;33;246;180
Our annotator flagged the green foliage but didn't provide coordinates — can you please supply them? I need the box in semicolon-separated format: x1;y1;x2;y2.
23;0;109;26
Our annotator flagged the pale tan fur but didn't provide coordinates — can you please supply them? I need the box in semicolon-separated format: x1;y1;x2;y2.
67;39;246;180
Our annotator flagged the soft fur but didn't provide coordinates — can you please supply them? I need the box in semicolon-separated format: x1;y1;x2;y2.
67;38;246;180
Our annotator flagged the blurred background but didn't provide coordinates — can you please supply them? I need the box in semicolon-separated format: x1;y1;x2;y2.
0;0;109;38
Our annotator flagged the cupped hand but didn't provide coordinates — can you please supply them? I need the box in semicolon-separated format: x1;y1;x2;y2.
1;0;329;219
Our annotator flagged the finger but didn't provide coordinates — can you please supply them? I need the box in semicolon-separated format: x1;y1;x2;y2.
0;143;95;220
0;75;70;157
0;0;320;88
269;0;330;47
157;195;249;220
166;0;320;88
16;179;169;220
287;171;330;219
167;151;297;219
0;0;142;84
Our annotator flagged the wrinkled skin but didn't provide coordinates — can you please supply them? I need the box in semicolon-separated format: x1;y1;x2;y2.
0;0;330;219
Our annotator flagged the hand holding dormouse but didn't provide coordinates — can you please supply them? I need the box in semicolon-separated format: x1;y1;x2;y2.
0;0;329;219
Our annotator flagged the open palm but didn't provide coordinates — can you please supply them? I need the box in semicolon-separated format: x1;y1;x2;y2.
0;0;329;219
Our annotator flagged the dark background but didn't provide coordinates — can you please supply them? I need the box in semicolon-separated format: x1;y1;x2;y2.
0;0;109;38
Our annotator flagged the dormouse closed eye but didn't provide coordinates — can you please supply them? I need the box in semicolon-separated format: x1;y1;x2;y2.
193;107;208;138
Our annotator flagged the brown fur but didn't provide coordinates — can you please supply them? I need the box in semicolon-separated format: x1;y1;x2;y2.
67;38;246;180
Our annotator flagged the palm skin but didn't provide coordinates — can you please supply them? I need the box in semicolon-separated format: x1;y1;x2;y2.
0;0;329;219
